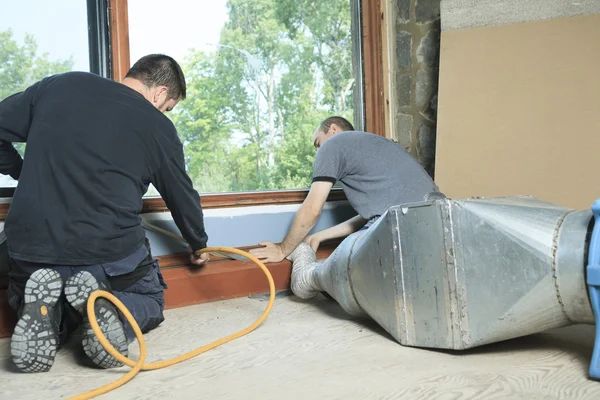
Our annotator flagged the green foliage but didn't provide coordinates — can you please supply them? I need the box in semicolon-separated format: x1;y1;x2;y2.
0;29;74;156
171;0;356;193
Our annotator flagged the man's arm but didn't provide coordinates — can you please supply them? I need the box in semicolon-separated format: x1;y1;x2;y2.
0;142;23;181
0;84;41;180
151;152;209;265
249;181;333;263
304;214;367;252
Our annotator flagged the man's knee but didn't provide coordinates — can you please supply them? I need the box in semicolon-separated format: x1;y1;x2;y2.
119;261;166;307
112;261;168;336
112;291;165;340
142;298;165;333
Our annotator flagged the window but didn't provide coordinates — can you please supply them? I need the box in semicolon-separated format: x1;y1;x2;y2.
0;0;104;188
128;0;363;196
0;0;383;208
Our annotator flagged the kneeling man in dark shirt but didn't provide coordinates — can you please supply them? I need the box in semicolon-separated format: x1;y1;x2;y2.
0;54;208;372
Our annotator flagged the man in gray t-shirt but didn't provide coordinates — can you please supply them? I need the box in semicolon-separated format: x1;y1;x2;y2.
313;130;437;223
250;116;438;266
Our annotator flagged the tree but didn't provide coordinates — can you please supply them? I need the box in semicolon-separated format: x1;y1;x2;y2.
170;0;356;193
275;0;355;115
169;52;234;193
0;29;74;101
0;29;74;158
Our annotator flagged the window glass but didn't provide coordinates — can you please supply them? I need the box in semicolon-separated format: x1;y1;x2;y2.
129;0;358;196
0;0;90;187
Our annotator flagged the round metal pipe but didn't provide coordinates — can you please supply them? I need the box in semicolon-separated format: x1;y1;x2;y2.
314;231;367;317
555;210;595;324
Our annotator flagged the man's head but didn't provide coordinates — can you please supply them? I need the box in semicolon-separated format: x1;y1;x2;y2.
312;116;355;148
123;54;186;113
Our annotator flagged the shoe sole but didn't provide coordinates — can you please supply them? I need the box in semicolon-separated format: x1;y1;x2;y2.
65;271;128;369
11;269;62;373
64;270;101;313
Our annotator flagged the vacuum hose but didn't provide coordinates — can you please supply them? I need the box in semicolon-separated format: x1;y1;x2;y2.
68;244;275;400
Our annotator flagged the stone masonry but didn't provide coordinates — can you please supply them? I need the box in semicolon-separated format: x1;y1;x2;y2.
394;0;440;178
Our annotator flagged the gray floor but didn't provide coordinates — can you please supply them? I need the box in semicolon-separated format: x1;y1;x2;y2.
1;294;600;399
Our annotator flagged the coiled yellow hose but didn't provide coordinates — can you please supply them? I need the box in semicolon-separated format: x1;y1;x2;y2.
68;246;275;400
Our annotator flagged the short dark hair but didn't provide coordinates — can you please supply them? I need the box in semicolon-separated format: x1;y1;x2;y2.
126;54;187;100
318;116;355;133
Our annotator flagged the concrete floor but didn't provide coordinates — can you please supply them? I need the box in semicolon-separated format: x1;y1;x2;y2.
1;294;600;399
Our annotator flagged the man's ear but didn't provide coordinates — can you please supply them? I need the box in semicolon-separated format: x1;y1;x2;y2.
153;86;168;103
330;123;340;135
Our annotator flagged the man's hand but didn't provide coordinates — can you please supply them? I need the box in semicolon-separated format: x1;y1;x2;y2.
189;246;210;266
250;181;332;264
249;242;286;263
190;252;210;265
303;235;321;252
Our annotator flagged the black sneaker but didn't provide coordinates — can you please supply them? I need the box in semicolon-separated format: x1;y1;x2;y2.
64;271;128;369
11;268;63;373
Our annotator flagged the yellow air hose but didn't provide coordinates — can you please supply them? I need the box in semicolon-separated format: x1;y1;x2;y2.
68;246;276;400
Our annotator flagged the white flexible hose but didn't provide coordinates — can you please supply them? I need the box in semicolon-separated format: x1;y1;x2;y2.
287;243;321;299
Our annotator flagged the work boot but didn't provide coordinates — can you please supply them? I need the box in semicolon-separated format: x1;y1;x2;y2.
11;268;62;373
286;243;320;299
65;271;128;369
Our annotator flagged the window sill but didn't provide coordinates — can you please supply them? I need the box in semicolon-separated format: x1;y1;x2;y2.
142;188;347;213
160;241;339;309
0;188;347;220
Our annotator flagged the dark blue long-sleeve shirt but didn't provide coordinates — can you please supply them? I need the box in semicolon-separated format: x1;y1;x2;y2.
0;72;208;265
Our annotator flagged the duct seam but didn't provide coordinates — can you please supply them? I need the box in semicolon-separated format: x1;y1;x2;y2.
551;210;575;321
443;200;465;348
393;210;409;342
346;231;365;314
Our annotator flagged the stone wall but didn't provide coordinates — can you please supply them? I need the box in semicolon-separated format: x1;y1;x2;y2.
394;0;440;177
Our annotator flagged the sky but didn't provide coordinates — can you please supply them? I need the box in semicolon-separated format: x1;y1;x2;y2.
0;0;229;71
128;0;228;66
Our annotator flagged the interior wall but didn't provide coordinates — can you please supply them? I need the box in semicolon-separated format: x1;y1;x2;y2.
143;201;356;256
436;1;600;210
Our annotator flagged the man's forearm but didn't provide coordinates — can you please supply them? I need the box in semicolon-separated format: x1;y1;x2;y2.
314;215;367;242
280;205;321;255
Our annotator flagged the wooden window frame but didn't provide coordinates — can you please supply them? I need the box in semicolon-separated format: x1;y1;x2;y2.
109;0;384;212
0;0;383;216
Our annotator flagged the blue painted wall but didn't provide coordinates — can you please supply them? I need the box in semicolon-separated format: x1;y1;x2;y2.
144;201;356;256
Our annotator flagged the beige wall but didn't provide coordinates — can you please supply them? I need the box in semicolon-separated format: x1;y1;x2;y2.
435;13;600;210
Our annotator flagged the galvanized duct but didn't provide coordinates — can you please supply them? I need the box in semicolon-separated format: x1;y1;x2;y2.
308;196;594;350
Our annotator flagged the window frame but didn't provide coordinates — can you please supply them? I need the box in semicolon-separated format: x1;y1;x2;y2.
115;0;385;210
0;0;385;211
88;0;112;77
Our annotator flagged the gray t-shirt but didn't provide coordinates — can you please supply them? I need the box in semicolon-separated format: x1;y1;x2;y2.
312;131;438;219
